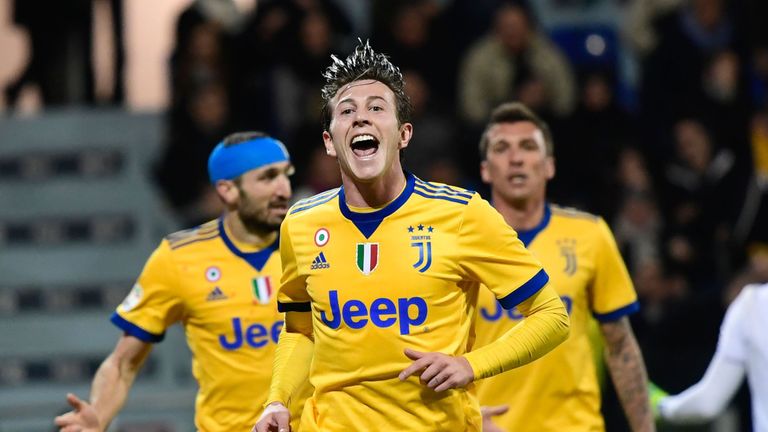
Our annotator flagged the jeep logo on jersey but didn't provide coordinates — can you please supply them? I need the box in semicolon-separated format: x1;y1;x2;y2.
356;243;379;275
218;317;283;350
320;290;428;335
480;295;574;321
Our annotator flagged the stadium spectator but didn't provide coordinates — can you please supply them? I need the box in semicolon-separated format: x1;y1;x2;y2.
556;70;638;220
458;1;576;126
4;0;125;107
658;118;745;290
155;80;232;226
638;0;752;165
400;69;462;182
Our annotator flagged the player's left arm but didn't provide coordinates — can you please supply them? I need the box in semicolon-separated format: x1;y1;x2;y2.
653;285;754;422
601;317;655;432
588;216;653;431
399;196;569;391
400;282;570;390
256;215;314;432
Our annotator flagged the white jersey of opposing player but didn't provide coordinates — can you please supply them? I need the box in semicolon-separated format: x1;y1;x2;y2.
659;283;768;431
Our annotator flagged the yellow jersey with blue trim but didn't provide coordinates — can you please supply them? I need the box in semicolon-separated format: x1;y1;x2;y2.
277;173;549;432
111;218;309;431
474;204;639;432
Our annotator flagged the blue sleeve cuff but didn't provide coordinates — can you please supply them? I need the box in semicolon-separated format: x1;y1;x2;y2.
498;268;550;310
110;312;165;343
593;301;640;322
277;301;312;312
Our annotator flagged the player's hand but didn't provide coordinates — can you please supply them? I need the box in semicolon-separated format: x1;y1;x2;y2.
481;405;509;432
399;348;475;392
252;402;291;432
648;381;668;419
53;393;102;432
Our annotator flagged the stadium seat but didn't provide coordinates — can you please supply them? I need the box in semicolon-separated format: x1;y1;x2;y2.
0;109;194;432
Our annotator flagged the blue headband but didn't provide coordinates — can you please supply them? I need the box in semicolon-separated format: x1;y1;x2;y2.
208;136;290;183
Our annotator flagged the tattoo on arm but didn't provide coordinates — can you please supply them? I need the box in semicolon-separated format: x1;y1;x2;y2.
601;317;655;432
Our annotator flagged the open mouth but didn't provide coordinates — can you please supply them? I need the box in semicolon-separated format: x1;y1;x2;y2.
509;174;527;185
350;134;379;158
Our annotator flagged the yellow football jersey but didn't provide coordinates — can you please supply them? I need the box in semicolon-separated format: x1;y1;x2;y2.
277;174;549;431
474;204;638;432
112;218;309;431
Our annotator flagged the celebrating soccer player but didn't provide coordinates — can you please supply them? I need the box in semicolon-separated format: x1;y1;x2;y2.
253;40;570;432
473;102;654;431
54;132;310;431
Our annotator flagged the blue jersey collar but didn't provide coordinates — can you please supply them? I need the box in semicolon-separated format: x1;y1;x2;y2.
339;172;415;238
218;217;278;272
516;204;551;247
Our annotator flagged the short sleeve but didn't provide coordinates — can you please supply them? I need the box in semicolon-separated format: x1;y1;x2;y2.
717;287;751;364
590;218;639;322
277;216;311;312
458;195;548;310
111;240;185;342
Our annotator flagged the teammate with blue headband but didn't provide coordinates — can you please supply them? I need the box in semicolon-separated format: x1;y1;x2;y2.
208;132;291;184
207;131;294;235
54;130;309;432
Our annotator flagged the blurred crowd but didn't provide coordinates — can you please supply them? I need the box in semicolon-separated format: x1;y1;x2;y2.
4;0;768;428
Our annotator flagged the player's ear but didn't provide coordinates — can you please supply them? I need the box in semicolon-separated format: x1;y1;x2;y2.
322;131;337;157
215;179;239;206
480;160;492;184
398;123;413;149
545;156;555;180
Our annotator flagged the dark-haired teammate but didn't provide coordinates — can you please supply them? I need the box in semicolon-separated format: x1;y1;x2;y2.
253;41;570;432
473;103;653;432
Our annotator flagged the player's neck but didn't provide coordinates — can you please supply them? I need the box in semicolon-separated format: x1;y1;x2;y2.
223;212;277;248
492;192;546;231
341;170;407;208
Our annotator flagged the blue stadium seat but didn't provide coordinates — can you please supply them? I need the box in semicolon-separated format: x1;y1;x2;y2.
549;24;619;70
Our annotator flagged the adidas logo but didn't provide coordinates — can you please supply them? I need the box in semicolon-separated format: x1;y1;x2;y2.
206;286;228;301
310;252;330;270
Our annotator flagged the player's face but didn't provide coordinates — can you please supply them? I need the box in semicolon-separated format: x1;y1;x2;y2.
323;80;412;184
235;161;293;233
480;121;554;204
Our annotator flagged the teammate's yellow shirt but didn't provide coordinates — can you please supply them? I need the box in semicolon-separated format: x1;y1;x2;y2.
277;174;550;431
474;204;639;432
112;218;309;431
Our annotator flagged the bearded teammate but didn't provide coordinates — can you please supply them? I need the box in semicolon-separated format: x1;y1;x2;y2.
253;40;570;432
473;103;654;431
54;132;310;431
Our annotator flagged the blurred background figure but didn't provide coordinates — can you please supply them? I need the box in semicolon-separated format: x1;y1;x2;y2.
651;283;768;432
4;0;125;108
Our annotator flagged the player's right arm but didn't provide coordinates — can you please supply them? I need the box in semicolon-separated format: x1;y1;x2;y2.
54;335;152;432
55;240;182;431
653;285;753;422
255;311;314;432
255;214;314;432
